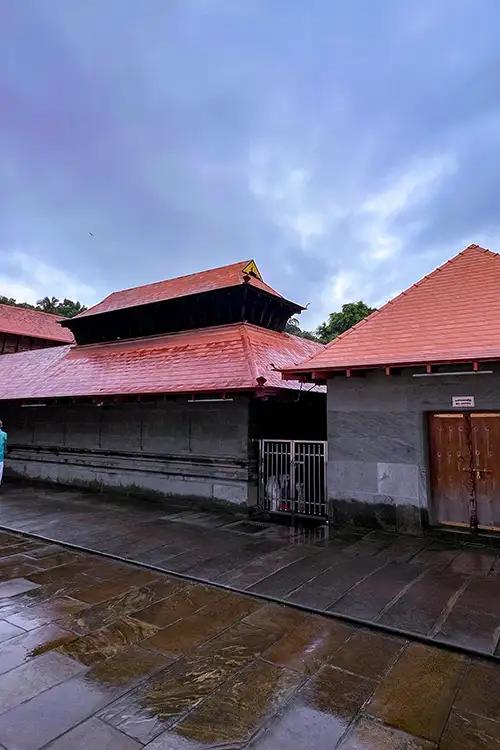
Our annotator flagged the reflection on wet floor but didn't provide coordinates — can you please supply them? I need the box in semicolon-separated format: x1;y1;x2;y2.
5;483;500;659
0;531;498;747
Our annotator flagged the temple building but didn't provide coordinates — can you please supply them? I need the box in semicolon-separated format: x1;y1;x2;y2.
283;245;500;535
0;303;74;354
0;261;325;509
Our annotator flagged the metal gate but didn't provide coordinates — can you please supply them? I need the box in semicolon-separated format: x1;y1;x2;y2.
258;439;327;518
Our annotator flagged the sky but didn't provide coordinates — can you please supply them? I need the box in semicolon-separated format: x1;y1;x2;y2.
1;0;500;329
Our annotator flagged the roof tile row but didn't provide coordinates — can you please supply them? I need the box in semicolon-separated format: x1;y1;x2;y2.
0;323;323;401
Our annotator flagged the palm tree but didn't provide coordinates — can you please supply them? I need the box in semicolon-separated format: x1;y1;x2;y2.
36;296;60;314
285;317;302;335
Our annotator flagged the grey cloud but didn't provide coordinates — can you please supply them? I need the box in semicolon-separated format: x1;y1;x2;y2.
1;0;500;325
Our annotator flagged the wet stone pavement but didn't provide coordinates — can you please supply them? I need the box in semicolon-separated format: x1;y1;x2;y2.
0;531;499;748
3;484;500;659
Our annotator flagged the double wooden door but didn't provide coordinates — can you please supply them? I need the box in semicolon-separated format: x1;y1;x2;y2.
429;412;500;531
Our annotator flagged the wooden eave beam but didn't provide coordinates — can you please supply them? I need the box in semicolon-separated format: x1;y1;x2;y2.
281;372;307;382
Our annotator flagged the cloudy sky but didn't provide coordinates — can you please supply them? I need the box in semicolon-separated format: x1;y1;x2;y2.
2;1;500;329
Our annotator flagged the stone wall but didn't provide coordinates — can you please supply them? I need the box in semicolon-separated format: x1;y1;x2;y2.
327;367;500;533
1;397;253;507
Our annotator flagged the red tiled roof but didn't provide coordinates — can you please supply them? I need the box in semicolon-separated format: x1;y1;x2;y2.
75;260;292;319
0;323;323;401
283;245;500;374
0;304;74;343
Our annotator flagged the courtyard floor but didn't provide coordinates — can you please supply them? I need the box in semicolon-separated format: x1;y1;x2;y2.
0;529;499;748
2;483;500;662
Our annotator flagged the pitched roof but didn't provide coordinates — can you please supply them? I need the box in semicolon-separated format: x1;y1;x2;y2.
0;304;74;343
74;260;293;320
283;245;500;375
0;323;323;401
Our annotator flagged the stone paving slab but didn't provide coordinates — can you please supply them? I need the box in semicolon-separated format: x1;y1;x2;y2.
2;484;500;659
0;530;497;747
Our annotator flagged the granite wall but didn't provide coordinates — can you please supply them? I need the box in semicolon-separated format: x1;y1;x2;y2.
327;366;500;533
0;397;253;507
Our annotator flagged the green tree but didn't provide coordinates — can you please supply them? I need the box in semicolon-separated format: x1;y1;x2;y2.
0;295;35;309
0;294;86;318
36;297;87;317
55;298;87;317
36;296;60;314
316;301;376;343
284;317;320;341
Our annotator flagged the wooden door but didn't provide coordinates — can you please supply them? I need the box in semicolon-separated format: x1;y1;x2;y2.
471;413;500;530
429;412;500;531
429;414;473;528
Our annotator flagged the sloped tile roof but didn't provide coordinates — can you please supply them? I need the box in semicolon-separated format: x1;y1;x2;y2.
283;245;500;374
0;323;323;401
75;260;291;319
0;304;74;343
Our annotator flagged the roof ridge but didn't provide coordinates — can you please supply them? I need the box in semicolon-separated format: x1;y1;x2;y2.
241;322;324;375
459;243;497;256
322;243;499;351
240;324;260;384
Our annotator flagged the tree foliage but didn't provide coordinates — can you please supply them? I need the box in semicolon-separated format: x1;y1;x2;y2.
36;296;60;314
284;317;320;341
315;301;376;343
56;299;87;318
36;297;87;317
0;294;87;318
286;300;376;343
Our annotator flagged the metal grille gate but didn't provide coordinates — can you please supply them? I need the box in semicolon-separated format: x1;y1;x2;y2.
258;439;327;518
